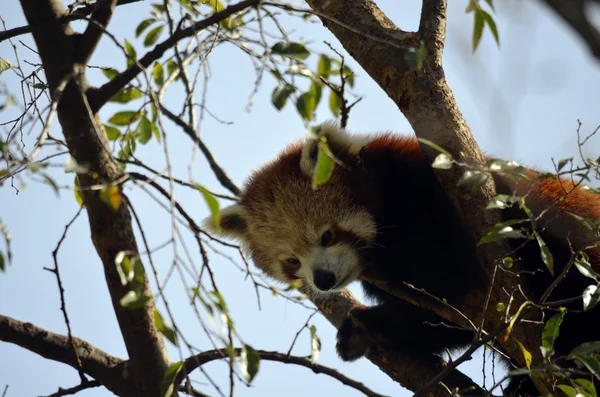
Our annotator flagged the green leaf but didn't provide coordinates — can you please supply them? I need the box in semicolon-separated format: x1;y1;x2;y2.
152;62;164;87
575;258;598;280
73;176;85;207
0;58;11;75
417;138;452;156
457;170;489;189
99;183;122;211
41;173;60;197
516;340;532;368
166;60;182;81
115;251;134;286
271;42;310;61
569;342;600;358
240;344;260;383
105;125;122;140
296;92;316;121
404;42;427;71
557;385;577;397
431;153;453;169
575;378;597;396
317;55;331;78
144;25;164;47
583;285;600;311
109;87;143;103
312;141;334;190
154;309;178;346
108;111;141;126
196;185;220;233
160;361;183;397
310;80;322;107
271;84;295;110
481;10;500;47
472;9;485;52
136;18;157;38
541;311;564;357
502;257;514;268
341;66;355;87
120;290;151;309
137;116;153;144
309;325;321;363
152;123;161;143
488;195;521;210
0;251;5;272
328;89;342;117
576;355;600;380
124;39;137;67
535;233;554;276
480;219;528;244
102;68;119;80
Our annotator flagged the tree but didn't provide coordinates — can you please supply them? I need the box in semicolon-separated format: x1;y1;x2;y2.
0;0;599;396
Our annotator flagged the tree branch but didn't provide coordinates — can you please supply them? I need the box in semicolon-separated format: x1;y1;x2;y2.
541;0;600;62
303;0;548;393
0;315;135;396
310;290;483;396
157;105;240;196
88;0;260;112
182;347;387;397
43;381;101;397
0;0;142;43
77;0;118;65
18;0;172;394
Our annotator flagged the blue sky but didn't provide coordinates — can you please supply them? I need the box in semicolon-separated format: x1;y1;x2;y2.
1;1;599;396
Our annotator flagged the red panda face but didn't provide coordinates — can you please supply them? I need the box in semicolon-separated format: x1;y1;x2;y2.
204;124;378;295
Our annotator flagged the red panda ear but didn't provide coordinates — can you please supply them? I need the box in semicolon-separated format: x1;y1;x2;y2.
202;204;249;241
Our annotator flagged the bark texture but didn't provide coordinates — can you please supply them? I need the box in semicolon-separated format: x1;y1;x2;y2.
18;0;171;395
304;0;548;394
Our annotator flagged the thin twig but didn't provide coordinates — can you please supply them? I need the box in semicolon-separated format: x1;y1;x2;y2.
157;105;240;196
89;0;261;111
45;207;85;382
42;380;101;397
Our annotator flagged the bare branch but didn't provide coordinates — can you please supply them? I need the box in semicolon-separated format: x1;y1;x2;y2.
157;105;240;196
0;0;142;43
43;381;101;397
46;207;85;382
77;0;118;65
0;315;134;396
88;0;260;111
182;348;388;397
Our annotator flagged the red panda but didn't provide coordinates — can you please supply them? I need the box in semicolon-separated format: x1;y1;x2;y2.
204;124;600;396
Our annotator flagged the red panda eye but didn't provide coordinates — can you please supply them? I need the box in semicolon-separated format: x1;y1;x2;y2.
286;258;301;267
321;230;333;247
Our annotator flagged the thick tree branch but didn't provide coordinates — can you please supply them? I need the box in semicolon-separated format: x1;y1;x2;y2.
88;0;260;112
541;0;600;62
303;0;548;393
311;290;483;396
18;0;171;395
77;0;118;65
0;0;141;43
182;347;387;397
0;315;135;396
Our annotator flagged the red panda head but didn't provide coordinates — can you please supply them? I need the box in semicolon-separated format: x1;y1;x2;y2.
204;124;378;295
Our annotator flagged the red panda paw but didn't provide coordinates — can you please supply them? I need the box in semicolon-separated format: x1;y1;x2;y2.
335;310;370;361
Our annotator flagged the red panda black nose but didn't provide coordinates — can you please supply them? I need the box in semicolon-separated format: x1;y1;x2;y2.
313;270;336;291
